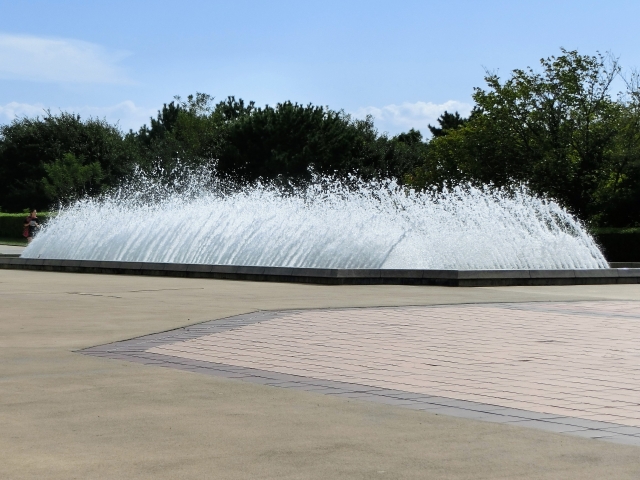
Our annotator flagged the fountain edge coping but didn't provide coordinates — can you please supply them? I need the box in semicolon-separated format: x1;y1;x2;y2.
0;257;639;287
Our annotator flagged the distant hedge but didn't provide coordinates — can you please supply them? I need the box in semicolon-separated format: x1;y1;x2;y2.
592;229;640;262
0;213;52;239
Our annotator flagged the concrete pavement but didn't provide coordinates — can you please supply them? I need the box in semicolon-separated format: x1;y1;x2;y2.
0;244;25;255
2;269;640;479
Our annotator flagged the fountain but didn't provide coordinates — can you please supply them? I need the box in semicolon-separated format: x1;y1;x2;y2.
21;173;607;270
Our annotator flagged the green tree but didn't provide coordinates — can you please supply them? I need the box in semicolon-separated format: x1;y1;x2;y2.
409;49;640;226
42;153;103;201
593;73;640;225
135;93;226;173
216;101;364;180
0;112;139;211
428;111;468;138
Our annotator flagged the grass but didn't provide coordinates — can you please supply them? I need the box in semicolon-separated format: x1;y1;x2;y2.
0;237;27;246
591;227;640;234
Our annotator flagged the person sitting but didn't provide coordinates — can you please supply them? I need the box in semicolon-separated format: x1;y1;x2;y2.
23;209;40;243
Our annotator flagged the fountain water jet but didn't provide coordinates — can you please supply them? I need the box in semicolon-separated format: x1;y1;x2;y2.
21;173;608;270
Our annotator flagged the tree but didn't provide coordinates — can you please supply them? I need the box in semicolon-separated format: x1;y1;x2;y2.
42;153;103;201
216;101;365;180
0;112;139;211
428;111;468;138
593;72;640;225
409;49;640;226
135;94;226;173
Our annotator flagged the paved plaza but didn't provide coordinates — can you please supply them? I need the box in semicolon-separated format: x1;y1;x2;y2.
2;269;640;479
0;244;24;255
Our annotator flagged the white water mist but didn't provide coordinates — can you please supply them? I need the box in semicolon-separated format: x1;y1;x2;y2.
22;172;608;269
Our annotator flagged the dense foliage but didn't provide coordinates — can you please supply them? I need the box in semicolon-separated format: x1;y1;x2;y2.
0;113;139;211
0;96;427;211
1;49;639;227
408;49;640;227
135;94;427;183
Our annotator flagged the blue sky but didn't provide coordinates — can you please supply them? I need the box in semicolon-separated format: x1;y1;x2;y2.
1;0;639;135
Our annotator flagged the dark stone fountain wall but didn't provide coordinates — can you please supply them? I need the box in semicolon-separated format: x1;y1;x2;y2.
0;257;638;287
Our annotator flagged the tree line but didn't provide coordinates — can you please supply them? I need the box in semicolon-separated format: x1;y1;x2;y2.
0;95;427;212
0;49;638;227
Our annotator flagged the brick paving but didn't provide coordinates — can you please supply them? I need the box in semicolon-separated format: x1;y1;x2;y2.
83;301;640;446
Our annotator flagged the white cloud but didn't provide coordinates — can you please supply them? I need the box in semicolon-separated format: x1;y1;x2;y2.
354;100;472;137
0;100;156;131
0;33;130;83
1;99;475;137
0;101;46;119
70;101;156;131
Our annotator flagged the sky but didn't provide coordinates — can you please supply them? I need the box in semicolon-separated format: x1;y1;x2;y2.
1;0;639;136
